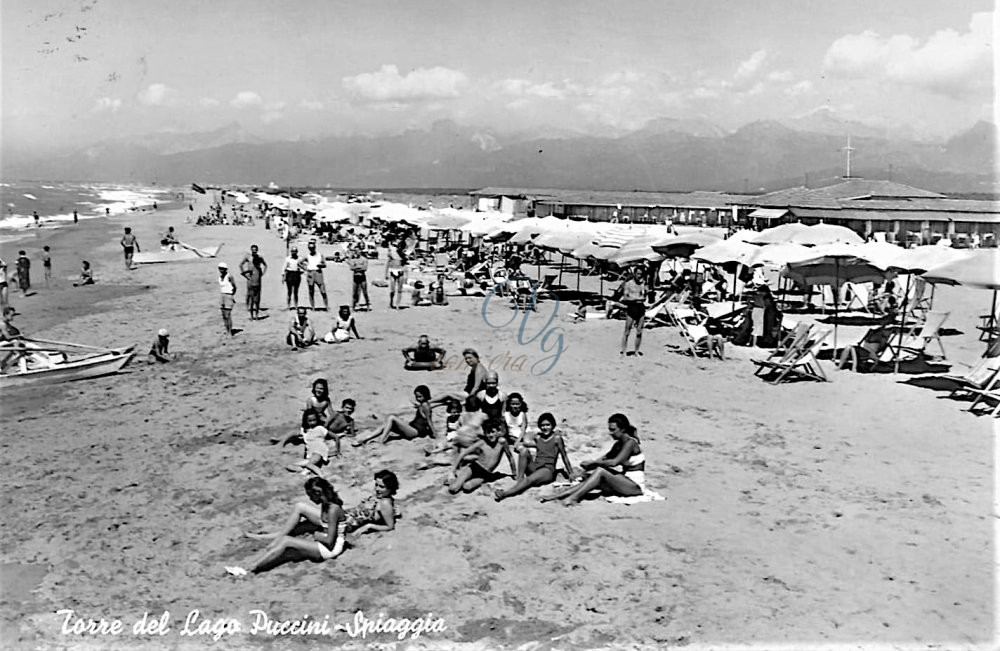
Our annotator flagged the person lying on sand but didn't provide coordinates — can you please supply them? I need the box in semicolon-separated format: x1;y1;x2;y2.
540;413;645;506
495;412;574;502
403;334;446;371
353;385;435;446
448;419;515;494
148;328;171;363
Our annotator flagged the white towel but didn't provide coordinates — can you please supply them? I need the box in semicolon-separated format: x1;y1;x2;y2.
605;490;665;505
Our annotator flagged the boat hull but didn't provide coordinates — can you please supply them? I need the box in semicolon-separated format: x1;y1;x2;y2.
0;348;135;389
134;244;222;264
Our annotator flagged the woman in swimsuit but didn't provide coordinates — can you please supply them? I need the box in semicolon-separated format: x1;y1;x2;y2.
385;240;408;310
540;413;645;506
353;385;435;446
240;477;347;574
494;412;574;502
474;371;507;424
305;378;334;423
430;348;488;409
324;305;362;343
341;469;400;536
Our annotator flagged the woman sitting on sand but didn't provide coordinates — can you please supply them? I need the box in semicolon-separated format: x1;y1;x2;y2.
233;471;399;575
353;385;436;446
430;348;488;408
540;413;645;506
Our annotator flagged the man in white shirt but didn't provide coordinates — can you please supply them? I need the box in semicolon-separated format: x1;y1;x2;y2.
303;239;329;311
218;262;237;336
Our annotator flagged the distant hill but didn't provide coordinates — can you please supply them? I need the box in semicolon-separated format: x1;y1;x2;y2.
3;117;995;194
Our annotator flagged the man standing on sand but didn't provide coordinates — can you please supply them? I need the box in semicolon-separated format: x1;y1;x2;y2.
218;263;237;336
120;227;140;270
42;246;52;287
33;211;40;228
239;244;267;321
73;209;78;225
347;247;370;311
304;239;329;311
615;266;648;357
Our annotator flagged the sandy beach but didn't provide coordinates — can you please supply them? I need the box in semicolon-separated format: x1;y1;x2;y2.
0;196;994;649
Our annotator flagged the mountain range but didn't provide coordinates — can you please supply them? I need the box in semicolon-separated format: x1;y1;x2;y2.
4;112;996;194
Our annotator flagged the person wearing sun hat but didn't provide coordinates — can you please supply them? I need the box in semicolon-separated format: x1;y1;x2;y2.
149;328;172;363
218;262;237;336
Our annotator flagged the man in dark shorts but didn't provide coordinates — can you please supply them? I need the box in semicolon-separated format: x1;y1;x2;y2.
617;266;648;356
403;334;446;370
239;244;267;320
347;247;370;311
120;227;140;270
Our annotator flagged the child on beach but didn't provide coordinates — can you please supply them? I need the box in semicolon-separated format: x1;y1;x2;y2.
448;419;516;494
430;273;449;306
15;251;30;296
421;396;485;467
286;409;335;475
73;261;94;286
503;392;528;445
324;305;362;343
475;371;507;424
353;385;436;446
494;412;574;502
148;328;171;363
326;398;357;444
42;246;52;287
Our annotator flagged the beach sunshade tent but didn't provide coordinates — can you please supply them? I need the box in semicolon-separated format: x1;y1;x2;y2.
425;211;473;230
609;233;671;265
651;232;721;258
743;242;814;269
691;239;758;266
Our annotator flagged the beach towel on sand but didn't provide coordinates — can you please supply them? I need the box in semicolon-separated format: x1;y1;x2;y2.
548;480;665;505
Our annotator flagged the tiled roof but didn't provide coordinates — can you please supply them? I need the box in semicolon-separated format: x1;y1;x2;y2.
792;207;1000;224
751;178;947;209
534;190;753;208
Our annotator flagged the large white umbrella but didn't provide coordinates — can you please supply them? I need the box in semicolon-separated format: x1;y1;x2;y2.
750;223;864;246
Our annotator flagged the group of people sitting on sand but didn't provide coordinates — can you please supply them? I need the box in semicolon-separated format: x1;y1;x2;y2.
229;345;647;575
286;305;363;348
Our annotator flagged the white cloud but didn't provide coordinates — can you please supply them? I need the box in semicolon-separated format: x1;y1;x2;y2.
199;97;221;107
93;97;122;113
230;91;263;108
342;65;467;102
264;101;286;111
138;83;175;106
822;12;992;97
736;49;769;79
786;80;814;96
767;70;794;83
299;99;324;111
262;111;283;124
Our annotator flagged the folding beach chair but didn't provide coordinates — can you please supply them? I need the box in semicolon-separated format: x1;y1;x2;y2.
752;322;813;378
967;372;1000;417
945;355;1000;404
843;283;872;313
895;310;949;361
907;277;932;322
754;327;831;384
674;310;725;360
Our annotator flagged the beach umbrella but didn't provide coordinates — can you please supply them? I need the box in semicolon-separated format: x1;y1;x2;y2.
750;223;864;246
783;243;890;349
651;231;721;258
425;211;472;231
609;233;671;265
691;239;758;266
744;242;814;269
922;249;1000;289
888;245;971;274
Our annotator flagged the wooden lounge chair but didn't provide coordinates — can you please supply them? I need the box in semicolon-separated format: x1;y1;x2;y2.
896;310;949;361
843;282;872;313
754;322;813;377
945;355;1000;404
967;373;1000;417
672;308;725;359
753;326;831;384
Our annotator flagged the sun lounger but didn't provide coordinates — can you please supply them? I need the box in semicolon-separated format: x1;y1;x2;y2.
753;322;812;377
752;326;831;384
966;370;1000;417
843;283;873;313
945;355;1000;404
895;310;949;361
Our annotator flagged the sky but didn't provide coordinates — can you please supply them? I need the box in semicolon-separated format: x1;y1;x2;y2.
1;0;995;153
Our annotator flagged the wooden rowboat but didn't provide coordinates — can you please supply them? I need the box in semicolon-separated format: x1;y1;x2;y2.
0;337;135;389
134;242;223;264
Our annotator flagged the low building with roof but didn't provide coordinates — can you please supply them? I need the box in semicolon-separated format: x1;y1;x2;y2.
747;178;999;246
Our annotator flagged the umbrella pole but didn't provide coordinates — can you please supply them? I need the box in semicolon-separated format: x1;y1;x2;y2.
990;289;998;344
731;265;738;312
559;254;565;287
834;259;840;351
895;274;913;374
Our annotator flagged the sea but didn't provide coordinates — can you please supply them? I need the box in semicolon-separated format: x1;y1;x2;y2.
0;181;186;243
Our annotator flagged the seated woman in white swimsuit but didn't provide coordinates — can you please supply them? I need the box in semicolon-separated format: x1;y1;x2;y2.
540;413;645;506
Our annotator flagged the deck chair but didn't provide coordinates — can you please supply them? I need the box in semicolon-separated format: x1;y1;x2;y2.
977;311;999;342
433;252;452;273
907;277;932;321
967;373;1000;417
752;322;813;378
945;355;1000;403
843;283;872;313
671;308;724;359
754;327;831;384
896;310;949;361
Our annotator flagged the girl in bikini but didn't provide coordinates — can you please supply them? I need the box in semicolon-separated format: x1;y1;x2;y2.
353;385;435;446
540;413;645;506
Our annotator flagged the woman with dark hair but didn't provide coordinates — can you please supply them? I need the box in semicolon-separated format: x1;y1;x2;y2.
386;239;408;309
235;472;400;575
353;385;435;445
540;413;645;505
